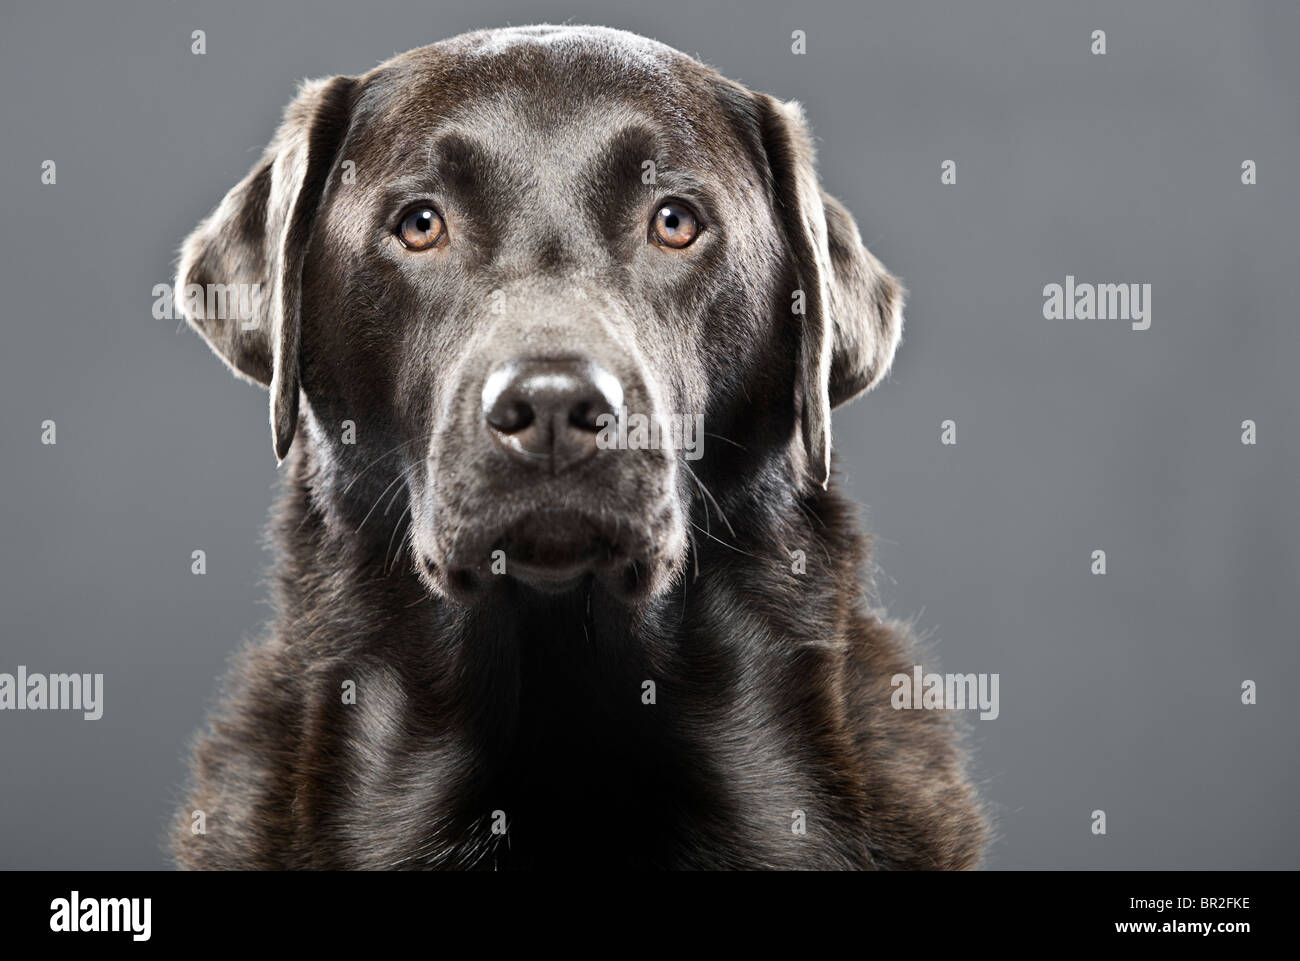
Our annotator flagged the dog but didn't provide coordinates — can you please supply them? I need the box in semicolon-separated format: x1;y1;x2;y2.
171;25;987;869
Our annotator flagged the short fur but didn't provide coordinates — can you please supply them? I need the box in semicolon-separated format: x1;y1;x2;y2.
171;25;986;870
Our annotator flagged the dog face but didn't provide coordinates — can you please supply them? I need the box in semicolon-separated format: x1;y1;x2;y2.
177;26;903;604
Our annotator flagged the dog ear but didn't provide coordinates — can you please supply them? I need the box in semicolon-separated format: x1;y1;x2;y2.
757;95;904;489
176;75;356;462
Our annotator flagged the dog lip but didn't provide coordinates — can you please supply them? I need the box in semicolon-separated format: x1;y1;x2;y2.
504;545;603;579
504;556;596;594
445;508;644;577
435;498;679;603
493;520;618;581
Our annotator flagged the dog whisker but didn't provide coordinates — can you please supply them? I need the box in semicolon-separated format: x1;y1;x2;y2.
703;431;747;451
357;464;419;533
684;462;737;539
385;505;413;575
689;520;755;558
340;437;423;499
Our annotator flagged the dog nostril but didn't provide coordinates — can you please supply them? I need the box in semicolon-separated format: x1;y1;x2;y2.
487;399;534;434
569;400;605;433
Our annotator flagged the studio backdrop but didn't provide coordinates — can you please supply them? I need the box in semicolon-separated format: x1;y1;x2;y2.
0;0;1296;869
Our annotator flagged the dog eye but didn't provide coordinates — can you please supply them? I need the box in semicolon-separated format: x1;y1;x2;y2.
650;203;699;249
396;207;446;250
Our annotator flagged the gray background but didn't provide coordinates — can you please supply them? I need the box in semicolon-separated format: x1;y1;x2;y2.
1;0;1296;869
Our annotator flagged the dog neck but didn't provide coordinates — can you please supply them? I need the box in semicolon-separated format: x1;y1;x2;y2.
266;442;869;866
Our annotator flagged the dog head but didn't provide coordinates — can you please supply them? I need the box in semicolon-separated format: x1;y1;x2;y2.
177;25;902;604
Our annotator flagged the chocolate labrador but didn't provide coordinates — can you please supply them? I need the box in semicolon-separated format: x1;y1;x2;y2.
172;24;986;869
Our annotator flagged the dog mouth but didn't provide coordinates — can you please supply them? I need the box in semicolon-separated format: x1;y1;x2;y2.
438;507;658;599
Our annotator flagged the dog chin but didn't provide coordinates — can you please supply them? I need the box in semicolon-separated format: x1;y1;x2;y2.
416;505;685;605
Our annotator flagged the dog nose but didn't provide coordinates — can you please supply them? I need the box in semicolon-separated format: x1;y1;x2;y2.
482;358;623;473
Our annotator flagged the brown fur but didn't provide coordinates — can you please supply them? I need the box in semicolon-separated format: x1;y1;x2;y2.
171;25;986;869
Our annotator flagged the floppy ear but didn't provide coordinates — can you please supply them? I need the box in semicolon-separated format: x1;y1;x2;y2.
176;75;356;462
757;95;905;488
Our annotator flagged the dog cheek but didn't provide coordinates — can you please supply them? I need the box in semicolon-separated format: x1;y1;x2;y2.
642;496;689;600
407;486;452;599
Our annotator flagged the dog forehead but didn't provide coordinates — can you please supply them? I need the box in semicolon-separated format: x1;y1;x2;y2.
388;24;688;84
456;23;682;66
354;26;731;163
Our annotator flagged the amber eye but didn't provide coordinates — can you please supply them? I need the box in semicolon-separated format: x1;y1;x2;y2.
396;206;446;250
650;202;699;248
